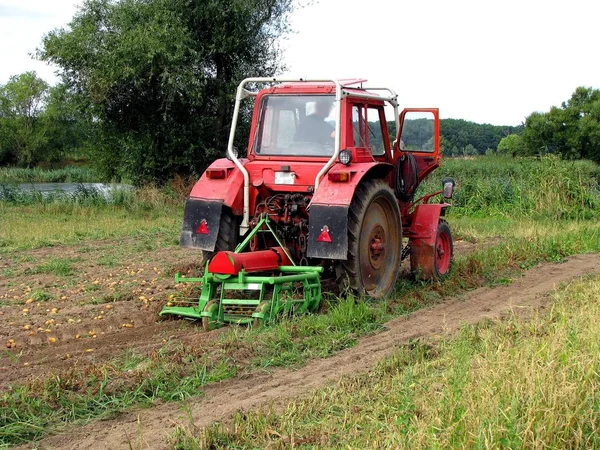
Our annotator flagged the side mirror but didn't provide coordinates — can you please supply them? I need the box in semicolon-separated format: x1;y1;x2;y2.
442;177;455;199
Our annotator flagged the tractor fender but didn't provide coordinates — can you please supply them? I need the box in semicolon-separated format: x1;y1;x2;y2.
407;203;450;279
180;158;245;251
188;158;245;213
406;203;450;247
307;162;393;260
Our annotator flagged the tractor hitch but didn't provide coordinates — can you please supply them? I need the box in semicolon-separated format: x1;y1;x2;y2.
160;215;323;330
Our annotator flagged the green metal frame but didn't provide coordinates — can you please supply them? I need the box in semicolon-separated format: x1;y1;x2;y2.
160;215;323;328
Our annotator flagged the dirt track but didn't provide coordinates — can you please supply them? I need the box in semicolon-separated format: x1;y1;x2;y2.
27;253;600;450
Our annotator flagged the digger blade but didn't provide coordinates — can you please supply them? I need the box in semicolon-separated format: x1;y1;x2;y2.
159;306;204;320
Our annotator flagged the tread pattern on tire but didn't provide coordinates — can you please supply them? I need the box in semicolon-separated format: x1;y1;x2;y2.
343;179;402;296
201;207;238;262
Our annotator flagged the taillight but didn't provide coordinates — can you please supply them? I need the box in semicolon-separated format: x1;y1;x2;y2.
196;219;209;234
328;172;350;182
317;225;332;243
206;169;226;179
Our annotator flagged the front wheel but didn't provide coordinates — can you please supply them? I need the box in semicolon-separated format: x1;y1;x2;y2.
344;180;402;298
411;220;453;281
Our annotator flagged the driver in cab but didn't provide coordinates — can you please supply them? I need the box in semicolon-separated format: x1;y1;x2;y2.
294;99;336;145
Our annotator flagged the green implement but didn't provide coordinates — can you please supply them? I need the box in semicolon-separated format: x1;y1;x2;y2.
160;215;323;331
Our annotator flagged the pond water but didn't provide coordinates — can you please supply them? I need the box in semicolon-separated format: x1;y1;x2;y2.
1;183;133;199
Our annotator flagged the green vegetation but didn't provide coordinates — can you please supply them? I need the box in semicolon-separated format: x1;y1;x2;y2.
182;274;600;449
522;87;600;163
0;72;91;167
439;119;522;156
0;187;181;251
0;166;97;183
32;256;79;277
421;155;600;219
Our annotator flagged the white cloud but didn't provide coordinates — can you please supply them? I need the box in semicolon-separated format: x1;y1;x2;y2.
1;0;597;125
0;0;81;84
282;0;600;125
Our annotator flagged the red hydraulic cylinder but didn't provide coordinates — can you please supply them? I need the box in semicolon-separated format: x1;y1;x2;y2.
208;247;293;275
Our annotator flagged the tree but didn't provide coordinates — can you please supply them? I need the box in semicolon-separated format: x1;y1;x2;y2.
38;0;295;184
0;72;49;166
522;87;600;162
463;144;478;156
497;134;523;156
42;83;94;163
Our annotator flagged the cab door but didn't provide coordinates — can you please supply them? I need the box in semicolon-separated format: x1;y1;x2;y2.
394;108;440;183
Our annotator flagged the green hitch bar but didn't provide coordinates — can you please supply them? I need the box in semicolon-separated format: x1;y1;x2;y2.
160;214;324;329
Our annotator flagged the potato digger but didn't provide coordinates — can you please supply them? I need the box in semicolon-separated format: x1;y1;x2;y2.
160;78;455;330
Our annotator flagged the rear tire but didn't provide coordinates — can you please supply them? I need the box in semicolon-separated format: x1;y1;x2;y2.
201;207;238;263
344;179;402;298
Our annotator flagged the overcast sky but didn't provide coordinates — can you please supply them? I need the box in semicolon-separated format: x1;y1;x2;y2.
1;0;598;125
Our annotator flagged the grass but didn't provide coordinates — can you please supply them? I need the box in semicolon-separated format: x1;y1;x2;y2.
420;155;600;219
181;274;600;449
1;218;599;446
0;187;182;251
0;156;599;446
31;256;80;276
0;166;98;184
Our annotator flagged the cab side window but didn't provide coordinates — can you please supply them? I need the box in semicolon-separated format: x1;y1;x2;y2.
367;107;385;156
352;105;366;147
352;105;386;156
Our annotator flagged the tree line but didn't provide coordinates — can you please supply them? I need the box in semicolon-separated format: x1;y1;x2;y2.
386;119;522;156
498;87;600;162
1;0;598;184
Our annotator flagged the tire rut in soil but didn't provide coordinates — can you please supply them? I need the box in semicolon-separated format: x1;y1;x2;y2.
31;253;600;450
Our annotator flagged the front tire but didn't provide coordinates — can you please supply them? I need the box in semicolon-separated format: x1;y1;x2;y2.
344;180;402;298
411;220;453;281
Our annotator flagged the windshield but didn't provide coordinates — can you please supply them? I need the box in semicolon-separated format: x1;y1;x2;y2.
254;95;337;156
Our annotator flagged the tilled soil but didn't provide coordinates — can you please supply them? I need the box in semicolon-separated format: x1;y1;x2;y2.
0;236;205;387
21;252;600;450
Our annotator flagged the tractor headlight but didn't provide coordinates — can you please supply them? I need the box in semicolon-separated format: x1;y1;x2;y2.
339;150;352;166
442;177;456;199
227;146;239;161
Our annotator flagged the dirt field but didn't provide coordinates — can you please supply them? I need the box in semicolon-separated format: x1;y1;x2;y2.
4;236;598;449
0;235;491;388
0;236;209;387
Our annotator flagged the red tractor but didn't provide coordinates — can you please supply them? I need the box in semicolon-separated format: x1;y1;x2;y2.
161;78;454;328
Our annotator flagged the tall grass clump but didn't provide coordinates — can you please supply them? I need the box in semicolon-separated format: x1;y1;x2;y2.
0;183;179;211
420;155;600;219
0;166;97;183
